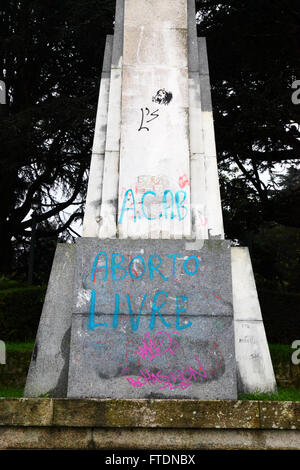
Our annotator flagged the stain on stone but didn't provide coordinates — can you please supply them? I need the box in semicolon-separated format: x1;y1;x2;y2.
32;341;38;361
48;327;71;397
107;198;118;209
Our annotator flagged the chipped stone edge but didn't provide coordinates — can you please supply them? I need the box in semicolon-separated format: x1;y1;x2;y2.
0;399;298;430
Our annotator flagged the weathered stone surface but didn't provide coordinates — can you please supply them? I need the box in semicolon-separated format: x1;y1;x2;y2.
232;247;277;394
24;0;277;401
0;80;6;105
68;238;236;399
118;0;191;239
0;427;298;450
82;35;113;237
92;428;300;450
187;0;199;74
74;238;233;316
53;399;258;429
111;0;124;68
0;398;299;430
53;399;106;427
232;247;264;322
0;399;53;426
0;427;93;450
24;244;75;398
124;28;188;68
68;314;236;399
234;321;277;394
260;402;300;430
124;0;187;29
98;0;124;238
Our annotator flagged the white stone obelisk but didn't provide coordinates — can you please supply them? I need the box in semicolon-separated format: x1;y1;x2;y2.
117;0;191;239
25;0;276;398
83;0;225;241
80;0;276;395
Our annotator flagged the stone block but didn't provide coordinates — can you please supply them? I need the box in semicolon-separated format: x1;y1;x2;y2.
123;27;188;68
187;0;199;73
24;244;75;397
68;314;236;399
111;0;124;68
73;239;233;316
231;247;263;321
124;0;187;30
260;402;300;430
198;37;210;76
53;398;258;428
234;321;277;394
232;247;277;394
0;398;52;426
68;238;237;399
0;427;92;450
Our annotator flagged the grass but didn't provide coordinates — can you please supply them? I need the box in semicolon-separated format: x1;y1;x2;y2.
0;387;24;398
239;387;300;401
269;343;293;363
5;341;35;351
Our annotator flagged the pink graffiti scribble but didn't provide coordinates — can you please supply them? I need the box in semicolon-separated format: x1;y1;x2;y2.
178;174;190;189
126;356;207;391
135;331;181;362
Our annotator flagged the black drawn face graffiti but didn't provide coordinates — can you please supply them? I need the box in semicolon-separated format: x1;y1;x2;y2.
152;89;173;105
138;89;173;132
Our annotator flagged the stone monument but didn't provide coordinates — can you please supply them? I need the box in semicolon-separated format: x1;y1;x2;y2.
25;0;276;399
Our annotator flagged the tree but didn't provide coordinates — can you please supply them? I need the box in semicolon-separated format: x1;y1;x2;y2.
0;0;115;274
195;0;300;294
1;0;299;290
196;0;300;234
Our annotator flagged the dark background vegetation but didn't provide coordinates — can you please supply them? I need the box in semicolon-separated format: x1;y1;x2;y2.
0;0;299;343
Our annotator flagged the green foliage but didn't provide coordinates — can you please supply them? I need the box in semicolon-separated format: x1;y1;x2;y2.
0;0;299;297
197;0;300;166
0;387;24;398
6;341;35;351
251;224;300;295
0;0;115;274
0;286;46;341
0;275;26;291
239;387;300;402
196;0;300;243
258;290;300;344
269;343;294;363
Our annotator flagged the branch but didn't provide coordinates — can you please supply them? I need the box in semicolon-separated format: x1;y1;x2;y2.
40;211;82;238
13;165;60;224
20;164;85;230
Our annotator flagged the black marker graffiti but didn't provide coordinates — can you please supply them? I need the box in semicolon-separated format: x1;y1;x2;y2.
152;89;173;105
138;107;159;132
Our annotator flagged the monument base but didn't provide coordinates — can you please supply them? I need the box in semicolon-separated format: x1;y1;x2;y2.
24;238;276;399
